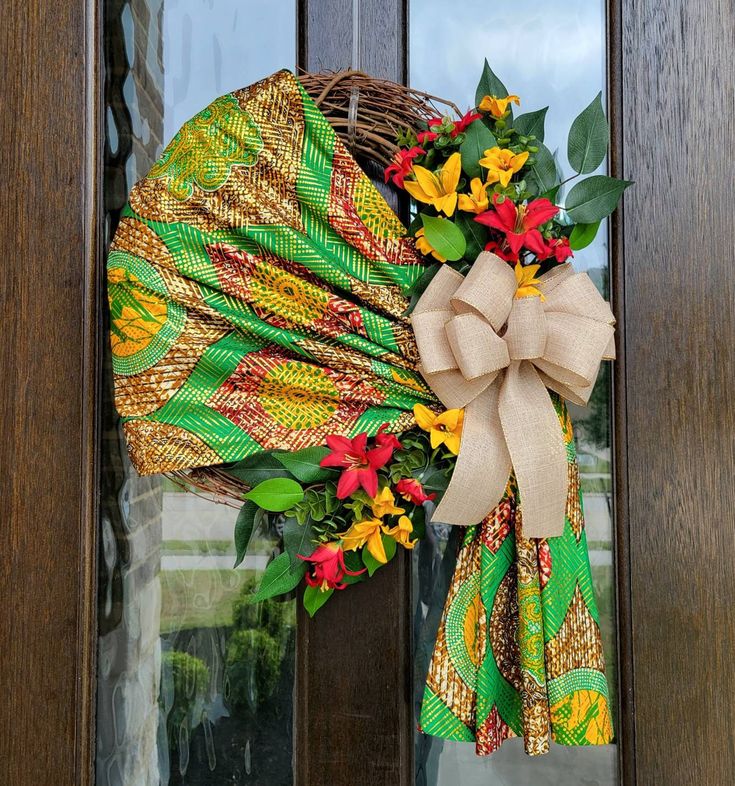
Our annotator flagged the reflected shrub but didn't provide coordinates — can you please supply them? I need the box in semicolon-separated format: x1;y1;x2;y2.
225;578;296;712
160;649;210;749
231;576;291;639
225;628;282;710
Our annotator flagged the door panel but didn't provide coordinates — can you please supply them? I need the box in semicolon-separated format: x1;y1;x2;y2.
410;2;619;783
0;1;97;784
295;3;414;785
96;3;297;785
621;1;735;783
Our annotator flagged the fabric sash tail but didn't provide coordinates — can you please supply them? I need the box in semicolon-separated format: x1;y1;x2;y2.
418;401;615;756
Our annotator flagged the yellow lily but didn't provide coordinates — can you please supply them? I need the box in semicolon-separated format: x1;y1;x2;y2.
458;177;491;214
415;227;447;262
404;152;461;216
514;262;544;300
480;147;529;188
340;518;388;564
478;94;520;118
413;404;464;455
384;515;415;550
371;487;406;518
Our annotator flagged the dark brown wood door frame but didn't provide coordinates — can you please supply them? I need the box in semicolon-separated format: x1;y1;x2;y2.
616;1;735;784
0;1;101;785
2;1;734;785
296;3;414;785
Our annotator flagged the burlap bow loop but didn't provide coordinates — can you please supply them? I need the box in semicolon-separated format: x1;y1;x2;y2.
411;251;615;538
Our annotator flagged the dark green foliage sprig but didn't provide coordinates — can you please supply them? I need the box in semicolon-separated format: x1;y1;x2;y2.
221;424;458;614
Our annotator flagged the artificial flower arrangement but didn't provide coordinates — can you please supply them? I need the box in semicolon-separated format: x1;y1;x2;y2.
387;60;630;292
226;405;460;616
232;60;630;617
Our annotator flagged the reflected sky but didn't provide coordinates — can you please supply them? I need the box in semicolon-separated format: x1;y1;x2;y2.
410;0;606;174
162;0;295;141
410;0;607;272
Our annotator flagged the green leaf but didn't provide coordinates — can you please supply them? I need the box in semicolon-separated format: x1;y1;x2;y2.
541;184;562;204
233;501;260;568
223;453;292;486
567;93;609;174
565;176;632;223
362;535;397;576
421;215;466;262
569;221;601;250
342;550;367;585
526;144;559;196
251;552;306;602
244;478;304;512
409;505;427;541
475;58;509;108
408;211;423;235
454;211;487;262
303;585;334;617
282;516;315;566
513;107;548;142
459;120;496;179
274;446;334;483
421;467;452;495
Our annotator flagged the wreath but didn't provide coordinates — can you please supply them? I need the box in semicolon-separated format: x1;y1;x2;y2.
107;61;627;756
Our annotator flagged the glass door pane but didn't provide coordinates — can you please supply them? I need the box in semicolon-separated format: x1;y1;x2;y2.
410;3;618;784
97;3;296;785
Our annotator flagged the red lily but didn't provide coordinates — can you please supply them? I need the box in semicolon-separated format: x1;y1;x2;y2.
320;432;392;498
395;477;436;505
475;195;558;257
298;542;365;591
547;236;574;262
419;110;481;144
384;145;425;187
484;239;519;263
375;423;403;452
453;109;482;135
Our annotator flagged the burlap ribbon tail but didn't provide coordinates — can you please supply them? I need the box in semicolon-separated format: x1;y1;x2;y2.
411;252;615;538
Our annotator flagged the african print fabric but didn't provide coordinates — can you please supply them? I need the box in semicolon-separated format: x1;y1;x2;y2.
419;398;614;755
108;69;434;475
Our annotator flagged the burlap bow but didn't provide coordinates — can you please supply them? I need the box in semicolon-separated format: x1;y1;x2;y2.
411;252;615;538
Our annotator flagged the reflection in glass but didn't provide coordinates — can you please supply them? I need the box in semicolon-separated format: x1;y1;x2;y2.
97;3;295;785
410;3;617;784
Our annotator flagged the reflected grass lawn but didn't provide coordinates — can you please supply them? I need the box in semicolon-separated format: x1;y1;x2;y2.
160;568;254;633
162;539;234;555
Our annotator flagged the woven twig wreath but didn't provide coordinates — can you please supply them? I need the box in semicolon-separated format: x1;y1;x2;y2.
298;69;459;166
165;70;456;507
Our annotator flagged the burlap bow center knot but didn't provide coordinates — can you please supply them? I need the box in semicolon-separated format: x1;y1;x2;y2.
411;251;615;538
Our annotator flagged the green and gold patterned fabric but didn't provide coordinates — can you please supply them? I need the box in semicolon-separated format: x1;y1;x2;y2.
108;70;434;474
419;399;614;755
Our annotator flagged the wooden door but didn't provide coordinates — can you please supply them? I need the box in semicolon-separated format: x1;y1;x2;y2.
296;2;414;785
2;1;734;785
